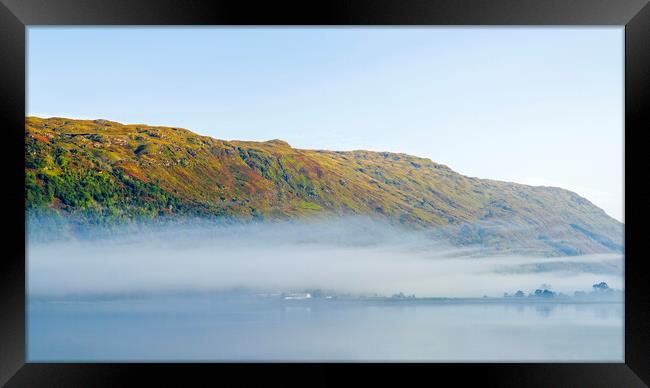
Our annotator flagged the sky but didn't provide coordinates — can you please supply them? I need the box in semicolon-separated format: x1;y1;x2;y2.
27;27;624;221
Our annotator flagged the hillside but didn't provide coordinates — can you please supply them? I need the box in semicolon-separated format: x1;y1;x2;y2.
25;116;623;256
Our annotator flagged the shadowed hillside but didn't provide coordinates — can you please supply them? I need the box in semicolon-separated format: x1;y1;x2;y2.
25;117;623;256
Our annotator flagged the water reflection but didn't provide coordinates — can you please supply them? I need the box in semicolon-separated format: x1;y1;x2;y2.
28;295;623;362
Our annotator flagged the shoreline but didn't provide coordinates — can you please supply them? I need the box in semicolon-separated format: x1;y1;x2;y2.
28;292;624;305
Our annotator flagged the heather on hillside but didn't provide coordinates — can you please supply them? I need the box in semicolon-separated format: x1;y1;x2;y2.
25;116;623;256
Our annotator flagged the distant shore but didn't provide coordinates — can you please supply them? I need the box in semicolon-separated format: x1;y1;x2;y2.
28;291;623;305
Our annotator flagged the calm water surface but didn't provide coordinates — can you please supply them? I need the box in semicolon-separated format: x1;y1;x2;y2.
28;294;623;361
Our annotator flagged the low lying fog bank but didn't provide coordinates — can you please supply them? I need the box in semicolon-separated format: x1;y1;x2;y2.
27;217;623;298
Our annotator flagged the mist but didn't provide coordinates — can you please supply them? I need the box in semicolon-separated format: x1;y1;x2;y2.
27;217;623;298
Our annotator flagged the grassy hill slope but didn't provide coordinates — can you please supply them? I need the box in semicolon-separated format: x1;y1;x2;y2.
25;117;623;256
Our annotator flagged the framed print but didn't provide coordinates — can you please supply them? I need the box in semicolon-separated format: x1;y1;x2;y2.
1;0;649;386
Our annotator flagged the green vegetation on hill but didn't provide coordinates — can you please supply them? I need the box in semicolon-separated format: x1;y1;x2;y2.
25;116;623;255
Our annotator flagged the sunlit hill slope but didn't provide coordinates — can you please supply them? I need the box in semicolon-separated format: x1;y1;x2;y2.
25;117;623;256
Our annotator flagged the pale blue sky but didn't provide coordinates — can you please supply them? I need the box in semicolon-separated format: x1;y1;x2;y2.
27;27;624;221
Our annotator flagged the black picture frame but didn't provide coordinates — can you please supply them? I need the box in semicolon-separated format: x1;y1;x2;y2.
1;0;648;386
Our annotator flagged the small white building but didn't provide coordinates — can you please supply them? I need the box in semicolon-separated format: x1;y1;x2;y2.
283;292;312;300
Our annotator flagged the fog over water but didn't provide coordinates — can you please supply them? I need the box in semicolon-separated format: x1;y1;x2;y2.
27;217;624;361
28;217;623;298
